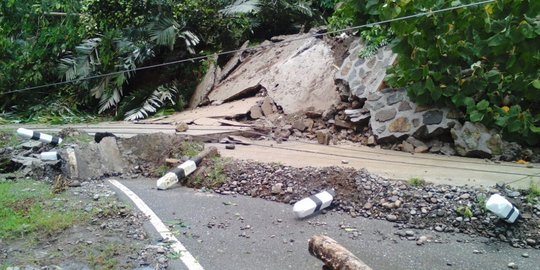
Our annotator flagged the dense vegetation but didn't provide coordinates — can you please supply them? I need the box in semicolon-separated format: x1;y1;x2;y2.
1;0;539;145
330;0;539;145
0;0;334;123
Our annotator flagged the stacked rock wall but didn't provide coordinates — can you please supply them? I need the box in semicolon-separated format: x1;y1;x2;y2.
335;39;459;142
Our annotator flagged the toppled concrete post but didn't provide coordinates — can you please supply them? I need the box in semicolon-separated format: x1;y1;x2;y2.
40;151;60;161
486;194;520;223
293;190;335;218
309;235;373;270
157;146;218;190
17;128;62;146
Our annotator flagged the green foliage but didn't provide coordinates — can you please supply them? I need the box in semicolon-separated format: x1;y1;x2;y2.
456;205;473;219
0;180;87;239
0;130;20;149
85;243;125;269
381;0;540;145
0;0;86;111
327;0;380;30
221;0;324;38
407;177;426;187
1;0;325;122
206;157;228;188
8;99;100;125
123;83;179;121
476;193;487;212
180;142;204;157
82;0;156;32
527;181;540;204
358;25;393;58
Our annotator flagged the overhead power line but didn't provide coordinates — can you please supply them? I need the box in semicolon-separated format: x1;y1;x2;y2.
2;0;495;96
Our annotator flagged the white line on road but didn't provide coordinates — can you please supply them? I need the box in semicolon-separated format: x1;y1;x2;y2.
108;179;204;270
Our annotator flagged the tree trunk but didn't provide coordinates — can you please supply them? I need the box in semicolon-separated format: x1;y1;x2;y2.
308;235;373;270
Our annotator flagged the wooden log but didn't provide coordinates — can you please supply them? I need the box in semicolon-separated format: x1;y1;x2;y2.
308;235;373;270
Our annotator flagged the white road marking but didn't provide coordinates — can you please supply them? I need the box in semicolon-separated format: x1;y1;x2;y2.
108;179;204;270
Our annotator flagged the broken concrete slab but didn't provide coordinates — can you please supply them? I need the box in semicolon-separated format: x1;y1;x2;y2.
192;118;223;126
261;97;275;116
250;105;264;119
21;141;43;150
220;135;251;146
217;119;253;127
191;118;253;128
189;54;218;109
218;41;250;83
208;34;339;114
63;137;127;180
150;97;263;124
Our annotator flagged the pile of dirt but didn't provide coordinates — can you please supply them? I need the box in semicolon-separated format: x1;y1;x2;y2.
187;159;540;249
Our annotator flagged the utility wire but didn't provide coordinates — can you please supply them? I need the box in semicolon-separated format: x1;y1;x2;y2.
2;0;495;96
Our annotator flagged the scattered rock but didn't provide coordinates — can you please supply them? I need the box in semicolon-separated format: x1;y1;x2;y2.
507;262;518;269
334;119;353;129
175;122;189;132
293;119;307;131
367;136;376;146
386;214;398;222
226;144;236;150
271;183;283;194
451;121;503;158
316;130;331;145
401;141;414;153
416;235;428;245
250;105;264;119
261;97;275;117
414;146;429;153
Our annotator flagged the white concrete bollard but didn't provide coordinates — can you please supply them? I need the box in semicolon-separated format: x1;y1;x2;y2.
40;151;60;161
293;190;336;218
16;128;62;146
157;158;200;190
486;194;520;223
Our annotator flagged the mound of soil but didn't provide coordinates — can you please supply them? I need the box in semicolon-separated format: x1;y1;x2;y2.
190;159;540;249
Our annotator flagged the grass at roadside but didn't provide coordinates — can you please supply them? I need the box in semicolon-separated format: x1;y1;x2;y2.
0;179;88;240
407;177;426;187
0;129;20;149
527;181;540;204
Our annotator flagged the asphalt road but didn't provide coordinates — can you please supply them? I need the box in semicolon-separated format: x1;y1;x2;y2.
110;178;539;270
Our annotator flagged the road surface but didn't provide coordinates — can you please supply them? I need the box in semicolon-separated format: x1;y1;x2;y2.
110;178;540;270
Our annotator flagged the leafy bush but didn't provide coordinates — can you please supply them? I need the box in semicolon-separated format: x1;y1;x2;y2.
381;0;540;145
0;0;85;111
221;0;324;39
327;0;380;30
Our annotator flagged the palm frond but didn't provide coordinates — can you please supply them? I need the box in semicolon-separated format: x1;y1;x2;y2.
290;1;314;17
179;30;200;54
124;84;178;121
220;0;261;15
149;16;180;50
98;88;123;114
58;38;102;81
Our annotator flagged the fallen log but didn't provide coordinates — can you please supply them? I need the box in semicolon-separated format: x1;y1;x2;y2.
308;235;373;270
